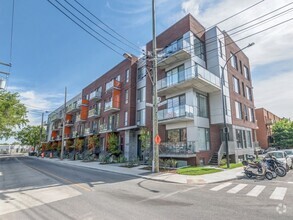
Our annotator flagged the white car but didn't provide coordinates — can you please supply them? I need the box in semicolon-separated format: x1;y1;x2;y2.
266;151;292;171
282;149;293;162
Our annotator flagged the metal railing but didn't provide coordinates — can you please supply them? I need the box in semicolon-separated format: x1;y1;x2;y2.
89;90;102;100
159;141;197;155
104;100;120;111
157;39;184;60
88;108;100;118
158;105;194;121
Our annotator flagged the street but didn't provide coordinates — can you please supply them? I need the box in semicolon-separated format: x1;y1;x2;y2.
0;155;292;220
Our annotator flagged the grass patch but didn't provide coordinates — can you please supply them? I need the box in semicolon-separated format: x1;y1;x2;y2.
177;167;222;175
220;163;243;169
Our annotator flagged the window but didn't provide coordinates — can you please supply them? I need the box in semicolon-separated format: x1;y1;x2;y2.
246;86;252;101
137;67;145;82
115;75;120;82
230;53;238;70
125;69;129;83
125;90;129;104
246;130;252;148
244;105;248;121
194;36;205;60
115;113;119;128
137;87;146;102
137;109;145;126
167;95;185;108
219;40;223;58
242;82;245;97
167;128;186;143
235;101;242;119
198;128;210;151
233;76;240;94
197;94;208;117
249;108;255;122
166;64;184;86
236;129;243;148
239;60;243;74
124;111;128;126
244;66;250;80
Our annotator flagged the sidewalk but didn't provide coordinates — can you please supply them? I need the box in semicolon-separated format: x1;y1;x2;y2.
30;156;244;185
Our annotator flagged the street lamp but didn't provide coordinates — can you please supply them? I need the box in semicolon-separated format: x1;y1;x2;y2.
221;42;255;168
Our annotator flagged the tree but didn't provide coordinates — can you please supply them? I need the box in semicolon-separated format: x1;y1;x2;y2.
0;90;28;139
272;119;293;148
139;128;151;162
16;125;46;150
108;133;120;155
88;135;99;151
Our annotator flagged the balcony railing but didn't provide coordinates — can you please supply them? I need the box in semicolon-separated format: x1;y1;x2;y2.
89;90;102;100
159;141;197;156
88;108;101;118
106;79;121;91
65;120;74;126
104;100;120;112
158;105;194;121
67;103;79;113
51;113;61;122
76;114;86;122
157;39;183;59
157;65;220;92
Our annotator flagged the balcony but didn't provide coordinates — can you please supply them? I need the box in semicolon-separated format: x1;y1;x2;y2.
159;141;197;158
266;119;275;125
64;133;73;139
76;114;86;122
51;113;61;122
158;105;194;124
104;100;120;112
52;125;60;131
67;103;79;113
157;40;190;69
65;120;74;127
98;123;117;133
88;108;101;118
106;79;121;91
157;65;220;96
89;90;102;100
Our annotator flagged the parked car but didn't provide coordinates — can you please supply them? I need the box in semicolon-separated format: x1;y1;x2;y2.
263;147;276;154
266;151;292;171
282;149;293;163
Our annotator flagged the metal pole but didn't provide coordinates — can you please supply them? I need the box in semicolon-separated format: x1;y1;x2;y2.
152;0;159;173
39;112;44;154
60;87;67;160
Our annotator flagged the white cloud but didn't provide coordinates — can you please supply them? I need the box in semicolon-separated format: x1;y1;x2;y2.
253;71;293;119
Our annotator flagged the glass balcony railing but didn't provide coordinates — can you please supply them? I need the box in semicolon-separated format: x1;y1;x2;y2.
67;103;79;113
106;80;121;91
89;90;102;100
157;39;184;59
88;108;101;118
104;100;120;111
159;141;197;155
158;105;194;121
157;65;220;91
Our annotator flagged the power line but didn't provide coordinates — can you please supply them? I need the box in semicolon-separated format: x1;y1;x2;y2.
70;0;143;54
47;0;122;56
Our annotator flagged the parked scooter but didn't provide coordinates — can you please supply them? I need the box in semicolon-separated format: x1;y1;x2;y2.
242;160;273;180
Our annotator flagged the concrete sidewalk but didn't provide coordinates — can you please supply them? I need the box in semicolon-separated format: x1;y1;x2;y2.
29;156;244;185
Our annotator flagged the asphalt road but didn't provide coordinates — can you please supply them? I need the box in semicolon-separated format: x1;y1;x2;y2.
0;155;292;220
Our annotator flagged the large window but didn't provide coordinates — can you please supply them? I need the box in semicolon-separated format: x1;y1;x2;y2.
235;101;242;119
137;67;145;82
197;94;208;118
198;128;210;151
230;53;238;70
236;129;252;148
137;87;146;102
167;128;187;143
236;129;243;148
137;109;145;126
194;36;205;60
244;105;248;121
166;64;185;86
124;111;128;126
167;94;185;108
125;69;129;83
249;108;255;122
233;76;240;94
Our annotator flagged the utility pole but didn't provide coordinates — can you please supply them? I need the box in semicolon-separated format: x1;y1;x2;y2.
60;87;67;160
39;112;45;153
152;0;159;173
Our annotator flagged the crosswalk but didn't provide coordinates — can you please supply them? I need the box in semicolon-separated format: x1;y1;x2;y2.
209;182;288;201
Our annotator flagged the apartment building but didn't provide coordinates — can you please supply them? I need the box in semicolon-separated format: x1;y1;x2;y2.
255;108;281;149
143;14;257;165
46;14;258;166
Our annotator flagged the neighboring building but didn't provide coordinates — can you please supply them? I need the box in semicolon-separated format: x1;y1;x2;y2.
46;14;258;165
255;108;281;149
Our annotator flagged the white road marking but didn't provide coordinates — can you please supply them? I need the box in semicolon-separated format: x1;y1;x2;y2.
270;187;287;200
227;184;247;194
210;182;232;191
246;185;266;197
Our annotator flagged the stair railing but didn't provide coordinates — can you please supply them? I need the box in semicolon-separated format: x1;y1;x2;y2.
217;142;225;166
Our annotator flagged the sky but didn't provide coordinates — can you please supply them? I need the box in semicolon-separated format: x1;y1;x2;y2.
1;0;293;143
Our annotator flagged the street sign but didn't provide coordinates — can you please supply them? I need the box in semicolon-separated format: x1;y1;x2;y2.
154;134;161;145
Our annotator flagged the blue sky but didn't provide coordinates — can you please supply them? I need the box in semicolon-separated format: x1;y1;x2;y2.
1;0;293;143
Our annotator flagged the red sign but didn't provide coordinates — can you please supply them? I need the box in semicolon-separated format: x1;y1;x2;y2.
155;135;161;145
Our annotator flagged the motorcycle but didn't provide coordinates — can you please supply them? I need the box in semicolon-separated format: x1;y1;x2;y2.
242;160;273;180
263;156;287;177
